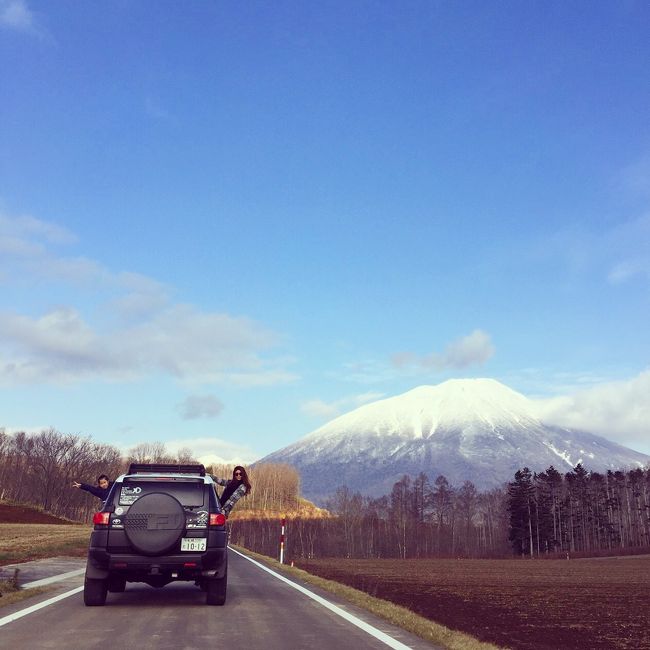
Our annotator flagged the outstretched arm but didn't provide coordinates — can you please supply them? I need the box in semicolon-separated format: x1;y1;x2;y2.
74;482;105;499
221;484;247;516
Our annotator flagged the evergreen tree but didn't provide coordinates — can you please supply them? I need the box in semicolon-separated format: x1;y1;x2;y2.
508;467;535;556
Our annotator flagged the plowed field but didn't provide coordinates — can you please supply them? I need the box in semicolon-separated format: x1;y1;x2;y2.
296;556;650;650
0;503;73;524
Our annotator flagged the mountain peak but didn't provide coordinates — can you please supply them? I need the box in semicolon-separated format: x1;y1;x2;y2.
308;377;537;441
262;377;650;501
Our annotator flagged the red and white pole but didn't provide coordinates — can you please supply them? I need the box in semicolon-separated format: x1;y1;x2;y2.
279;517;286;564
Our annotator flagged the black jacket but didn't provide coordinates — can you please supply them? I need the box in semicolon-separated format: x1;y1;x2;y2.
79;482;112;501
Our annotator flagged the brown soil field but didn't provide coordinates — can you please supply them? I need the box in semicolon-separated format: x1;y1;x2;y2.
0;503;78;525
296;557;650;650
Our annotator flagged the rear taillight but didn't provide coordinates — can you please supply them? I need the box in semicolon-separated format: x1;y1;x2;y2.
93;511;110;526
209;513;226;526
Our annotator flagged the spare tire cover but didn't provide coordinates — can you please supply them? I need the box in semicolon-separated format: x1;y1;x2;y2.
124;492;185;555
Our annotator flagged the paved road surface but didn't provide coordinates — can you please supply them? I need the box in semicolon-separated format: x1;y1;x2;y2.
0;550;439;650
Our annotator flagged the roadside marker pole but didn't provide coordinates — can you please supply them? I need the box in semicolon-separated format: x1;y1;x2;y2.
279;516;286;564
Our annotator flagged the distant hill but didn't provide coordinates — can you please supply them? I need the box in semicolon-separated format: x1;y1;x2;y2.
261;378;650;502
0;502;80;525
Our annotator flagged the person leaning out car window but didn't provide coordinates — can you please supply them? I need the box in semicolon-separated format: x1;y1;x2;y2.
211;466;251;516
72;474;112;501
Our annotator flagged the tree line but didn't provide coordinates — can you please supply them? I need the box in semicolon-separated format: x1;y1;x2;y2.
0;428;124;522
3;428;649;560
0;428;300;522
232;466;650;561
230;473;511;559
507;463;650;557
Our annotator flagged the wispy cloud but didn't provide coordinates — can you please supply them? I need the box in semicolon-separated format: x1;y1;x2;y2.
145;97;174;122
0;0;48;39
177;394;224;420
392;329;495;371
525;208;650;285
301;390;385;420
0;211;298;387
0;0;35;32
339;330;495;386
0;211;76;247
618;155;650;199
605;214;650;285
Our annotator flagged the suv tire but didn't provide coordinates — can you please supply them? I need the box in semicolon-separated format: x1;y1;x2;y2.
124;492;185;555
206;569;227;606
84;576;108;606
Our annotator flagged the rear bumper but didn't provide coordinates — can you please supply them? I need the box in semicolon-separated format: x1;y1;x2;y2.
86;547;228;580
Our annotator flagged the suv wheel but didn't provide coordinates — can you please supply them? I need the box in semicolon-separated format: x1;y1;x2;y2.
206;569;227;606
84;577;108;606
107;574;126;593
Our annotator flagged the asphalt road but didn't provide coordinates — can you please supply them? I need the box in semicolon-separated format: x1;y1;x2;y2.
0;550;439;650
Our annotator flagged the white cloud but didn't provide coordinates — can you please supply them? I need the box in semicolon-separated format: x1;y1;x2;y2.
0;211;75;247
533;210;650;287
0;0;35;32
0;304;297;386
301;399;339;419
0;211;297;387
177;394;224;420
533;369;650;452
394;329;495;371
301;391;385;420
436;329;495;368
0;210;108;288
341;331;495;386
164;437;259;466
0;308;114;383
608;258;650;284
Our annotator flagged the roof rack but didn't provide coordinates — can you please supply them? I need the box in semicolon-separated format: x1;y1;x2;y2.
127;463;206;477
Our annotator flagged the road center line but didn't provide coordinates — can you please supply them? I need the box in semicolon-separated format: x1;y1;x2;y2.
230;548;414;650
23;568;85;589
0;586;84;627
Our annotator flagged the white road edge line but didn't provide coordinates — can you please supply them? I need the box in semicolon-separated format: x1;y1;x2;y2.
0;586;84;627
23;568;85;589
230;548;414;650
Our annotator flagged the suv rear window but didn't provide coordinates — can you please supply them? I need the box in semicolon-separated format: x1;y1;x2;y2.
118;479;205;507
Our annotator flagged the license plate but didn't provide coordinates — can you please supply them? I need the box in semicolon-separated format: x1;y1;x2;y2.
181;537;206;552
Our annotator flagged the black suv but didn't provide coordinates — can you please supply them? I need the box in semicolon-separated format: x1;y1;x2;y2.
83;463;228;606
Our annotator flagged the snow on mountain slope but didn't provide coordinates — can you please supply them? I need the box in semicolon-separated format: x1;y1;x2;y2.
304;378;539;440
261;378;650;503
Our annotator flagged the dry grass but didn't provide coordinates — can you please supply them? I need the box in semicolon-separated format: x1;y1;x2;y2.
231;546;505;650
232;500;331;520
0;523;91;565
0;575;50;607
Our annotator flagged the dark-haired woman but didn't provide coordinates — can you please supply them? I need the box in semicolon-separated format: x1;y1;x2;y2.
212;466;251;516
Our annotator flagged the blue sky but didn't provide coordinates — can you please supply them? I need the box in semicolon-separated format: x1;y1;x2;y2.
1;1;649;464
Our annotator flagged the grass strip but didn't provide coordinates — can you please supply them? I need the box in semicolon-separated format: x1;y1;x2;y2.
230;546;506;650
0;524;91;566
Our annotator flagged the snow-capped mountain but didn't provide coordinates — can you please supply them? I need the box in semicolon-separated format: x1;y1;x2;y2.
260;378;650;502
